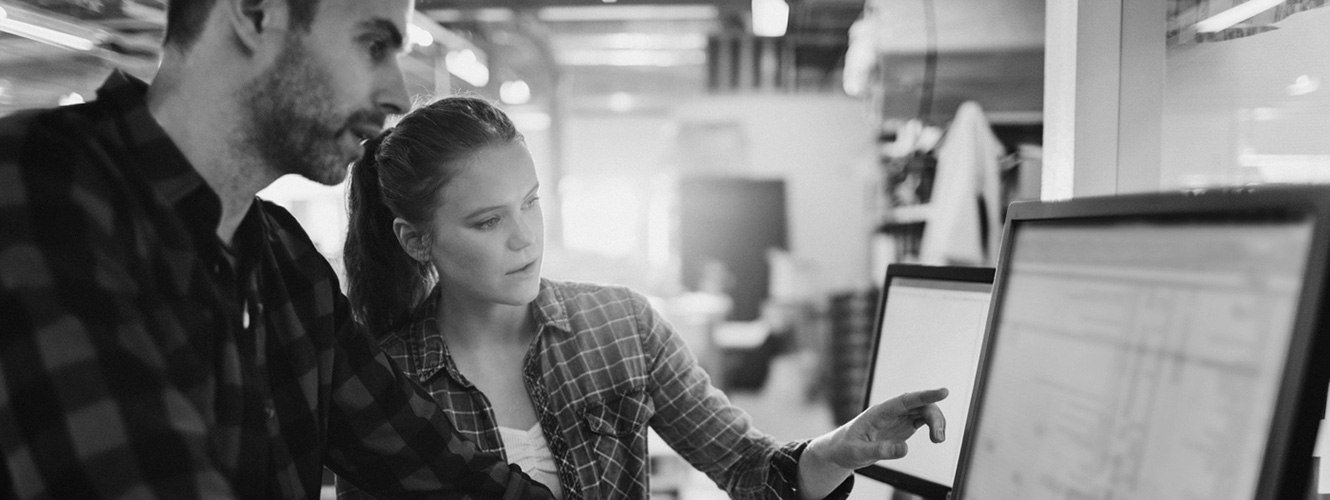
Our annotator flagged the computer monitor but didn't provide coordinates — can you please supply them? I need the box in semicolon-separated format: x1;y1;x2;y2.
951;186;1330;500
857;264;995;499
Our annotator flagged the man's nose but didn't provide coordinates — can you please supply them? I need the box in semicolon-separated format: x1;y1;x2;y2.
377;60;410;116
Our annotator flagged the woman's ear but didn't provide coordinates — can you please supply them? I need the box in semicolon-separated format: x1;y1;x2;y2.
392;217;432;263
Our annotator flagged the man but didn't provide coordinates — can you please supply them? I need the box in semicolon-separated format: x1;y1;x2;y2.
0;0;553;497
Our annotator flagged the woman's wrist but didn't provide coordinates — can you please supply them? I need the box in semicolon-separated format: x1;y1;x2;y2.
796;435;853;500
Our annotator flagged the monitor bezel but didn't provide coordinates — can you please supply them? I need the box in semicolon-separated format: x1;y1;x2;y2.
949;186;1330;500
856;263;996;500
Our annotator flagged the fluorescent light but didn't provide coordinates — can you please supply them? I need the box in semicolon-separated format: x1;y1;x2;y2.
508;111;551;132
423;8;514;23
407;23;433;48
553;33;708;51
0;2;105;51
445;49;489;87
0;18;94;50
538;5;717;22
752;0;789;37
1287;75;1320;96
58;92;84;106
1195;0;1283;33
556;49;706;67
608;92;635;113
500;80;531;105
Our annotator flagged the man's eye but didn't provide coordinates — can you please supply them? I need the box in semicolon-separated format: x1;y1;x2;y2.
368;40;388;60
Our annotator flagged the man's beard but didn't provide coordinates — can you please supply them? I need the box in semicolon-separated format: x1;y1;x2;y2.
238;37;384;186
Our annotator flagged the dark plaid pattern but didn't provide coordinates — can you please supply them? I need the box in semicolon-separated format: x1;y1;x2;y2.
0;71;551;500
339;279;854;500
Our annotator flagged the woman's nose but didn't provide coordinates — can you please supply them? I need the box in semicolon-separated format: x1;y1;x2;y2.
508;217;535;250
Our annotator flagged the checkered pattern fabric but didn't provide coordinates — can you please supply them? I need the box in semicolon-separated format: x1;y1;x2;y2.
337;279;854;500
0;71;552;500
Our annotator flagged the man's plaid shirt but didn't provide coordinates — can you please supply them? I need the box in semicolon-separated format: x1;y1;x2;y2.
0;71;551;500
339;279;854;500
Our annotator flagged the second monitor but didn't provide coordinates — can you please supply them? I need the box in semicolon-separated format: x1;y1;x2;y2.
858;264;995;499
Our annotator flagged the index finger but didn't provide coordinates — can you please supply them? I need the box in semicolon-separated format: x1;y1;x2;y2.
893;387;949;411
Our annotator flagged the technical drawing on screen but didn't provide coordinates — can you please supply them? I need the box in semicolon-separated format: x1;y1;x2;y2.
951;187;1330;500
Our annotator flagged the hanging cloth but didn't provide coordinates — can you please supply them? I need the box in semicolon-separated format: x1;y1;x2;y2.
919;101;1004;265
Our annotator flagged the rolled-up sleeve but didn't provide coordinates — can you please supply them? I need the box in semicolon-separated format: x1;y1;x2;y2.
633;290;852;500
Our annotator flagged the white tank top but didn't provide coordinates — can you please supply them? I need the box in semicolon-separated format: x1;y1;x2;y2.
498;422;563;499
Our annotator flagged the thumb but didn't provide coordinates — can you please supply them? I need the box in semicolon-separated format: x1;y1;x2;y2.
878;440;908;460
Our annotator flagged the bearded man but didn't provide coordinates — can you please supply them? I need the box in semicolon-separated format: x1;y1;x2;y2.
0;0;553;498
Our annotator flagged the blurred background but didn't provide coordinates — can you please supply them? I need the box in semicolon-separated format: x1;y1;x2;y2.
10;0;1330;498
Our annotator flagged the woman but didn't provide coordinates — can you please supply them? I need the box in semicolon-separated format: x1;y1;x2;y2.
338;96;947;500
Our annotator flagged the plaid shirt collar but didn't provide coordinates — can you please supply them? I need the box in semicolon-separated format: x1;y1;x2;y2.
96;70;218;210
97;70;265;258
398;278;574;385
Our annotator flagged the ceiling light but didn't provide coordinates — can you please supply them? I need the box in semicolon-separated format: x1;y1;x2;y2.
1287;75;1320;96
0;2;99;51
423;8;514;23
58;92;84;106
608;92;635;113
408;23;433;48
1195;0;1283;33
556;49;707;67
509;111;551;132
445;49;489;87
500;80;531;105
752;0;789;37
538;5;718;22
0;2;112;52
553;33;709;51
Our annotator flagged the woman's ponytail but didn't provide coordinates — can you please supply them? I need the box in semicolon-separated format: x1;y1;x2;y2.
344;130;433;335
343;95;522;337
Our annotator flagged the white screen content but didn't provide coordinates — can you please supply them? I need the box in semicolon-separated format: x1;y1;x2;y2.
867;277;993;487
959;220;1313;500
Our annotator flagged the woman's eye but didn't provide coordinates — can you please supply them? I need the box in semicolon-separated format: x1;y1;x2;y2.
523;197;540;209
477;217;501;230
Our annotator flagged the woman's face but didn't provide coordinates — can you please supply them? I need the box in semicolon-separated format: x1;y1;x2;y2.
427;141;543;306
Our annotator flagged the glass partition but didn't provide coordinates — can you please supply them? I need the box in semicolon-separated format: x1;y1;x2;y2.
1162;1;1330;188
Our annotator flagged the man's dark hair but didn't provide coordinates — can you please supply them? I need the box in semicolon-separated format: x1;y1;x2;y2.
163;0;322;49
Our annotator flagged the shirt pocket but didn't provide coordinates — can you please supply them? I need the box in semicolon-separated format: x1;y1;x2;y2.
583;388;653;436
580;388;653;497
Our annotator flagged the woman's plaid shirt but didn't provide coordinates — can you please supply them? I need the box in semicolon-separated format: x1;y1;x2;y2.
338;279;854;500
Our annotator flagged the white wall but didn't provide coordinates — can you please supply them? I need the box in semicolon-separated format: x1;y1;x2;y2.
546;95;877;296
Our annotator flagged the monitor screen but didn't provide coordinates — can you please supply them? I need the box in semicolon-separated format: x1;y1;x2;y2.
858;264;994;499
953;189;1330;500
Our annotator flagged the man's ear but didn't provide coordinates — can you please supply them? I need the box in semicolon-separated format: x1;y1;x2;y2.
223;0;292;54
393;218;433;263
